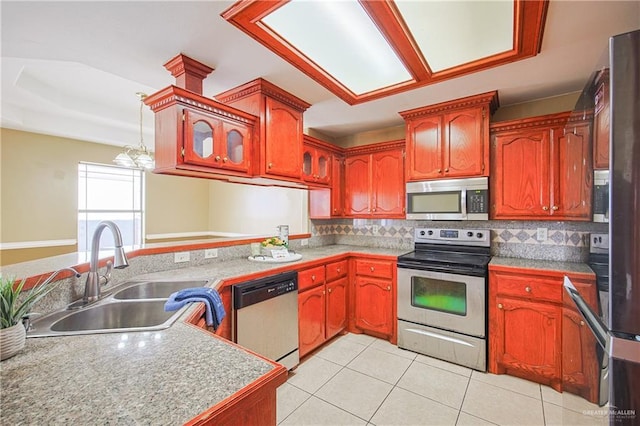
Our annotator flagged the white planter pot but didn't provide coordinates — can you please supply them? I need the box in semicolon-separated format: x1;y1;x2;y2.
0;322;26;361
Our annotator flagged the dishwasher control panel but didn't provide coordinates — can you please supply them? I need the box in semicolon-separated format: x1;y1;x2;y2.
233;271;298;309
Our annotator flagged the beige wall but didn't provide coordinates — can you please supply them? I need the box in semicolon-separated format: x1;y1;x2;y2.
491;92;582;122
208;180;309;236
0;128;310;264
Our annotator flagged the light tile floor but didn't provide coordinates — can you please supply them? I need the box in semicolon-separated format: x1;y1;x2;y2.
277;333;608;426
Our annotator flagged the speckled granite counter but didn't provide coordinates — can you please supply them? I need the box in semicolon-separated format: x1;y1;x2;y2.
0;245;405;425
489;256;594;275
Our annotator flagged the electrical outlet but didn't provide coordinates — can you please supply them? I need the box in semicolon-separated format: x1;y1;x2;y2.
204;249;218;259
300;239;309;247
174;252;190;263
536;228;548;242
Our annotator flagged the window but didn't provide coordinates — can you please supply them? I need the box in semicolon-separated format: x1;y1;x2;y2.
77;162;144;251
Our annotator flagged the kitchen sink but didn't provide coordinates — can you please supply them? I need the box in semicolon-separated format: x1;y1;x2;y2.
112;280;206;300
27;279;210;337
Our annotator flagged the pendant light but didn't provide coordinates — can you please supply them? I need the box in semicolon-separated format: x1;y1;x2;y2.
114;92;155;170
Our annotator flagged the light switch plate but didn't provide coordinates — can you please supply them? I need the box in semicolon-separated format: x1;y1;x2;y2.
536;228;548;241
174;252;190;263
204;248;218;259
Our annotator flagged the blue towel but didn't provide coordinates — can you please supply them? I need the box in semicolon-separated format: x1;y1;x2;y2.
164;287;226;330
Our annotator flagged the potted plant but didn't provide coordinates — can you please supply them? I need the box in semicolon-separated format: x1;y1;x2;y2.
0;275;58;361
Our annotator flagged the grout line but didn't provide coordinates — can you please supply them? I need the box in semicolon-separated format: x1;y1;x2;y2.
454;372;473;425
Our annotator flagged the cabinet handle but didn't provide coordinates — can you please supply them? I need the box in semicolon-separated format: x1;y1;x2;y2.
268;162;273;169
215;155;221;162
328;288;332;294
311;275;316;281
444;168;449;172
370;267;375;272
542;206;549;211
525;286;532;293
580;320;585;326
386;285;391;291
372;208;376;212
223;157;228;163
551;205;559;211
498;303;503;309
337;268;341;273
438;168;442;173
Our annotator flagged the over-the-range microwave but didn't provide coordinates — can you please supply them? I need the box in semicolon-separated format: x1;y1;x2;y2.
406;177;489;220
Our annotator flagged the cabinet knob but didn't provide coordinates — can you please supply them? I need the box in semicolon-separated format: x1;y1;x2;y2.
268;162;273;169
215;155;221;162
498;303;503;309
551;205;559;211
328;288;332;294
525;286;532;293
444;168;449;172
438;169;442;173
223;157;228;163
542;206;549;211
370;266;375;272
337;268;341;273
386;285;391;291
372;208;376;212
311;275;316;281
580;320;585;326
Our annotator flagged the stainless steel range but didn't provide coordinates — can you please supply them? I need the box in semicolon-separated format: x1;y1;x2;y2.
397;227;491;371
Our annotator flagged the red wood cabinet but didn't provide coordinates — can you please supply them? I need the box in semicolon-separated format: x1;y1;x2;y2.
352;257;396;341
215;78;311;181
326;277;348;340
298;260;349;358
183;109;252;174
593;69;610;170
344;143;405;218
331;154;344;216
298;284;326;357
489;265;599;403
491;112;592;221
400;91;497;181
302;141;331;186
144;86;258;180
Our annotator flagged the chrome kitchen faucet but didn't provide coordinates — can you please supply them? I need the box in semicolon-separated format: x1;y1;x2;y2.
83;220;129;304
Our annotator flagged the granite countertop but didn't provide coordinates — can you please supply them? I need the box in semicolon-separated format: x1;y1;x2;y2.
489;256;595;275
0;245;405;424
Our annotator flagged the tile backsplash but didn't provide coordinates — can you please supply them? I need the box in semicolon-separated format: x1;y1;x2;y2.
311;219;608;262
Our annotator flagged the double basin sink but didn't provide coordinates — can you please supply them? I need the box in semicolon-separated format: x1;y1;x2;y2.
27;279;210;337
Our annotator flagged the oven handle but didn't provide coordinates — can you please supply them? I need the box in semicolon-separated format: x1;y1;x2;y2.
397;262;487;277
403;327;474;347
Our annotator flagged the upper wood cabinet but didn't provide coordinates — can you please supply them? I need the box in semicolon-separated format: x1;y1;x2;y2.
302;135;332;186
144;86;258;179
399;91;498;181
344;141;405;218
183;109;252;174
216;78;311;181
592;69;610;170
490;112;593;221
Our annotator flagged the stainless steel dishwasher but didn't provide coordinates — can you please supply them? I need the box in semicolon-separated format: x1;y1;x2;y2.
232;271;299;370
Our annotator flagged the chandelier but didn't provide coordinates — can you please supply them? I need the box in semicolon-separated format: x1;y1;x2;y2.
114;92;155;170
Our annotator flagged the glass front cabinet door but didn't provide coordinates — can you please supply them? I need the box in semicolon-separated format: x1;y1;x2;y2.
183;108;251;174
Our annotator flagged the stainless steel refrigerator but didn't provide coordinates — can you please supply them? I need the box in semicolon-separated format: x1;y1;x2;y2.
564;29;640;425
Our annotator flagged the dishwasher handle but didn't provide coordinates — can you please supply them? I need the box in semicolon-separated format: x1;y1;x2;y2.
233;271;298;310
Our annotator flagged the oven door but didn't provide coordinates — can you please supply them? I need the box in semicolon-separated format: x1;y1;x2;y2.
397;267;486;338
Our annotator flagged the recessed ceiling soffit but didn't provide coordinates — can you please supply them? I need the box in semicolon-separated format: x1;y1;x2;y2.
222;0;549;105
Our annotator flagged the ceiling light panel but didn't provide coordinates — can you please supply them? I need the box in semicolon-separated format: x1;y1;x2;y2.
262;0;412;95
396;0;515;72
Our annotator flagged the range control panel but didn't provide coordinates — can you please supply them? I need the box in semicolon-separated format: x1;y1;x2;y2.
415;228;490;247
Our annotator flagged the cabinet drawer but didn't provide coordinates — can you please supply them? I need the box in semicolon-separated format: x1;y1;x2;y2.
494;273;562;303
355;259;394;279
298;265;326;292
326;260;348;281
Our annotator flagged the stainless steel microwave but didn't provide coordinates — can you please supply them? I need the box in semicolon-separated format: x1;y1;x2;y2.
593;170;609;223
406;177;489;220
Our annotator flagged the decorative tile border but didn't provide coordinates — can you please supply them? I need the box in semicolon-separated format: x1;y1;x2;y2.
312;224;413;239
492;228;589;247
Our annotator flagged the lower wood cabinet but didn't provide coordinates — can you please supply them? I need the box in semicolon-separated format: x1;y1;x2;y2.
489;265;599;403
352;257;396;341
298;260;348;358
